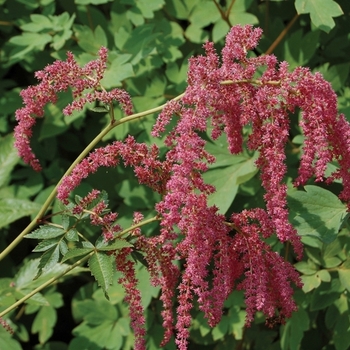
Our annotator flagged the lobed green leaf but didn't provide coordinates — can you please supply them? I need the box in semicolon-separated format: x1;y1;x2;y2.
288;185;347;244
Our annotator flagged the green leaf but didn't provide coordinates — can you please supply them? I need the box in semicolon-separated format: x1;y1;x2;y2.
300;273;321;293
0;134;19;188
94;25;107;47
338;269;350;291
96;238;133;251
61;248;94;262
333;312;350;350
32;237;62;252
89;106;109;113
37;245;61;277
283;29;320;69
59;240;69;256
310;289;339;311
32;306;56;344
0;198;41;229
288;186;347;244
92;270;126;305
212;315;229;341
75;299;117;325
20;14;52;32
0;327;22;350
295;0;343;33
136;265;159;309
75;0;113;5
65;228;79;242
189;1;220;28
88;252;114;298
280;307;309;350
294;260;318;275
100;54;134;88
26;225;65;239
204;154;258;214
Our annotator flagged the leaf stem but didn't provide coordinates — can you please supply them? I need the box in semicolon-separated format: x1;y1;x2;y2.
0;251;94;318
0;94;183;262
117;215;160;239
265;13;299;55
0;77;270;261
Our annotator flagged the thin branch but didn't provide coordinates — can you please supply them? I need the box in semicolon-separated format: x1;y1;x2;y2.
0;93;184;261
0;251;94;318
265;13;299;55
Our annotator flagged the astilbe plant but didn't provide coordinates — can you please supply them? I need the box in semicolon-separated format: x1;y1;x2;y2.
3;25;350;350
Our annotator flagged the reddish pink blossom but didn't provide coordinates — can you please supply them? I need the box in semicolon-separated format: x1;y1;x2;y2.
115;247;146;350
72;190;122;241
231;209;302;325
14;47;133;171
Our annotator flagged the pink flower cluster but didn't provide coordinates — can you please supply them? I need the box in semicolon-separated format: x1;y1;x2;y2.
73;189;122;241
150;24;350;347
14;47;133;171
13;25;350;350
57;135;172;204
115;247;146;350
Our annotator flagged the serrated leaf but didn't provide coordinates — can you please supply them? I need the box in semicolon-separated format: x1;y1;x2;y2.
288;186;347;244
88;252;114;298
295;0;343;33
59;240;69;255
32;237;61;252
61;214;70;230
66;228;79;241
0;134;19;188
0;198;42;228
26;225;65;239
96;238;133;251
36;245;60;277
61;248;94;262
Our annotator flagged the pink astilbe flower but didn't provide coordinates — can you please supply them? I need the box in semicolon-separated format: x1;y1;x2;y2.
115;248;146;350
57;135;172;204
57;142;122;204
135;234;180;346
16;23;350;350
14;47;133;171
150;24;350;345
231;210;302;326
72;189;122;241
286;68;350;208
0;317;14;335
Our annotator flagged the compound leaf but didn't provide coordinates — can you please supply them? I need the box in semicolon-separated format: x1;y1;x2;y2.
88;252;114;299
26;225;65;239
288;186;347;244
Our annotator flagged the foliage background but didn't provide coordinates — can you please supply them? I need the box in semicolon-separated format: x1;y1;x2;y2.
0;0;350;349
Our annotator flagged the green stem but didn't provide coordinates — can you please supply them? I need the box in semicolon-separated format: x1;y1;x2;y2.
0;94;183;262
0;77;267;261
0;251;95;318
117;215;160;238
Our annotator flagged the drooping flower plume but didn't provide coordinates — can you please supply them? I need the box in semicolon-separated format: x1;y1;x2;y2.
13;24;350;350
14;47;133;171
